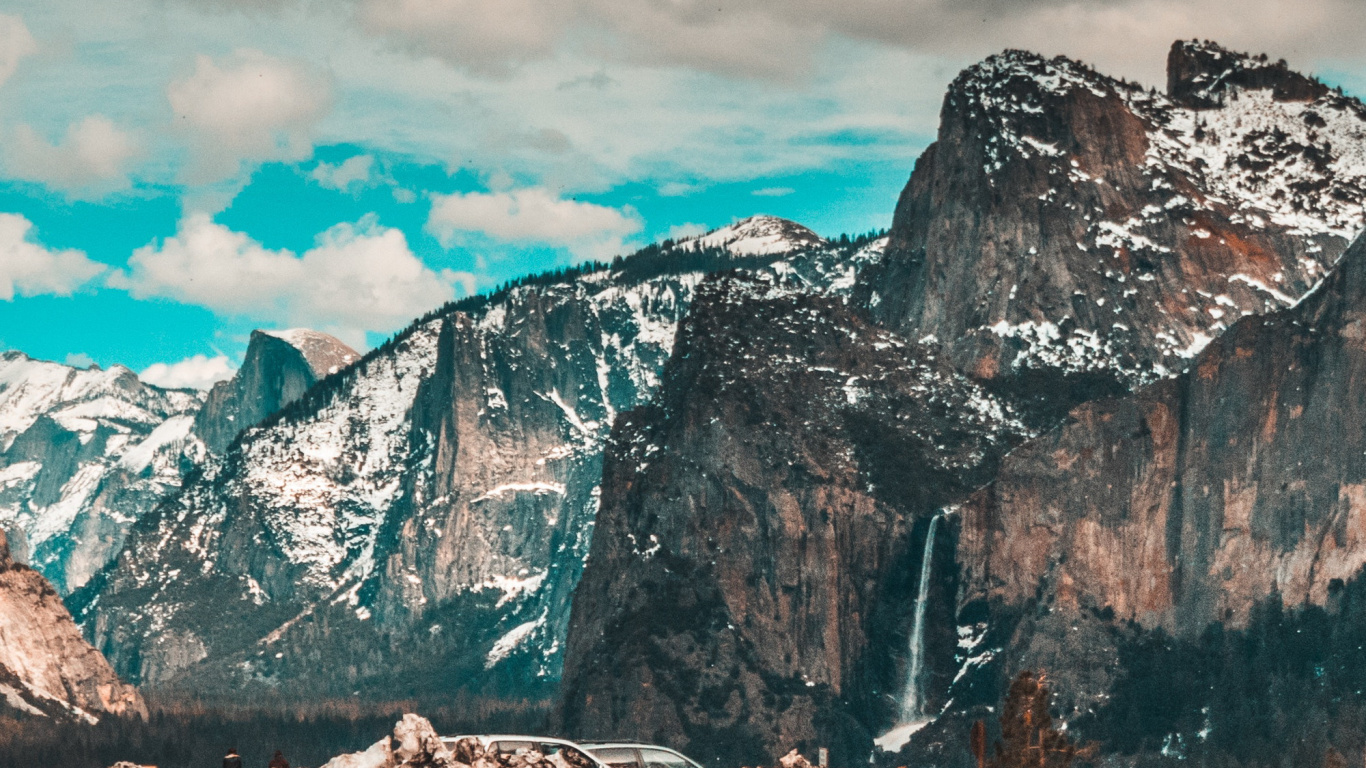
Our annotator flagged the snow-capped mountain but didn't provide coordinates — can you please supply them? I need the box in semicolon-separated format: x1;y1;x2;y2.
1;327;361;599
559;41;1366;766
193;328;358;453
861;40;1366;401
0;353;203;595
78;217;873;701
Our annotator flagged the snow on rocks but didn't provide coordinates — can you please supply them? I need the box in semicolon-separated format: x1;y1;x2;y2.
677;215;825;256
0;351;204;593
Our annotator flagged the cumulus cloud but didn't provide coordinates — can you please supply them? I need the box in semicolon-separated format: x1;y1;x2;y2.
168;49;332;179
310;154;375;191
666;222;707;241
0;213;106;300
115;214;462;345
63;352;95;368
7;116;140;192
140;354;237;390
0;14;36;87
427;187;641;259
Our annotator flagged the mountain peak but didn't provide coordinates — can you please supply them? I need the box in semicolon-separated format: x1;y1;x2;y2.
680;215;825;256
193;329;358;454
1167;39;1330;108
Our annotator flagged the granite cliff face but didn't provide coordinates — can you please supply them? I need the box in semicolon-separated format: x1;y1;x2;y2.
0;353;203;595
559;274;1030;763
193;329;358;453
860;41;1366;402
0;528;144;722
77;219;877;702
954;226;1366;708
560;41;1366;765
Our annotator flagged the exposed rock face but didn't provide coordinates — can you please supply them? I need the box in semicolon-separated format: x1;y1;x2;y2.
1167;39;1330;108
193;329;358;453
559;274;1030;764
561;41;1366;766
0;352;203;594
78;219;875;702
859;42;1366;401
0;528;145;722
959;228;1366;639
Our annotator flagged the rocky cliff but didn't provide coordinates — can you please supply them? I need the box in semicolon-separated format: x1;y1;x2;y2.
946;217;1366;765
0;353;203;595
193;329;357;454
0;528;144;722
859;41;1366;406
76;219;878;703
560;41;1366;765
559;273;1030;764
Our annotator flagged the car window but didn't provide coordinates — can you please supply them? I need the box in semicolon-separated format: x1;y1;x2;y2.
640;749;691;768
541;744;595;768
589;747;640;768
493;741;537;756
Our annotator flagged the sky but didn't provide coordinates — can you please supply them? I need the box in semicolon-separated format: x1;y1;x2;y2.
2;0;1366;389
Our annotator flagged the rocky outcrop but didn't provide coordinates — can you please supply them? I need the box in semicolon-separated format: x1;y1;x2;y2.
559;274;1030;764
78;220;870;703
561;40;1366;767
859;42;1366;408
0;352;203;594
959;225;1366;643
193;329;357;453
0;528;145;722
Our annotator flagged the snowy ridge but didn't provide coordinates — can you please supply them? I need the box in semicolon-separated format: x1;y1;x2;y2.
0;352;203;594
87;225;883;694
932;44;1366;385
258;328;359;377
678;215;826;256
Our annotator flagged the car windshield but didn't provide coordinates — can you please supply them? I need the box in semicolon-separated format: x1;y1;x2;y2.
587;747;638;768
492;741;537;756
639;749;694;768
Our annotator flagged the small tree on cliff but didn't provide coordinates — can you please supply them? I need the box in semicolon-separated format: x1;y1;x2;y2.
973;671;1086;768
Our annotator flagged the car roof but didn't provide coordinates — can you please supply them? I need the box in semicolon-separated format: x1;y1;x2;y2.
443;735;584;745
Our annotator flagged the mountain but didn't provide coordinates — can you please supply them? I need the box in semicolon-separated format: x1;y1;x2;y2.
0;528;144;722
0;327;358;599
559;273;1031;763
76;218;881;702
193;329;358;454
859;40;1366;408
950;219;1366;764
0;353;203;595
558;40;1366;764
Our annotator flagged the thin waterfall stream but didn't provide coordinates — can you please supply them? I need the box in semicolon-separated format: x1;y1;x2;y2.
874;511;944;752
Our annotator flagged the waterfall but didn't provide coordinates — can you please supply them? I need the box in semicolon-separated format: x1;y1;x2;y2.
898;511;943;722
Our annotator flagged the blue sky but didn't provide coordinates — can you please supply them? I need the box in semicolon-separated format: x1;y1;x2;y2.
2;0;1364;388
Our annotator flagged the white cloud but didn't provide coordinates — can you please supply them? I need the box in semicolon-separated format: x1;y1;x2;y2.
310;154;375;191
64;352;95;368
0;14;36;88
427;187;641;259
752;186;794;197
168;49;332;179
115;213;462;345
7;115;140;192
0;213;106;300
140;354;237;390
666;222;707;241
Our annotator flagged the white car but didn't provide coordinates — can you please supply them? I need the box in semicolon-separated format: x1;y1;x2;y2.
576;742;705;768
439;735;704;768
441;735;609;768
